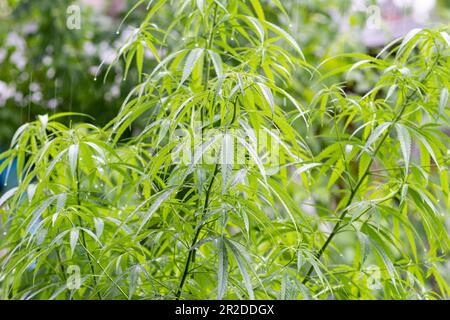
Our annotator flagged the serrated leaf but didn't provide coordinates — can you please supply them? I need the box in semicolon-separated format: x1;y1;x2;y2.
385;84;397;102
136;188;173;235
249;0;265;21
10;123;29;147
136;43;144;82
94;217;104;239
38;114;49;130
208;50;223;78
414;131;441;171
399;28;422;53
221;133;233;194
27;184;37;203
439;87;448;119
181;48;204;85
440;31;450;47
56;193;67;213
129;265;140;298
400;184;409;205
68;144;79;178
348;59;372;75
297;250;304;272
327;159;345;189
365;122;391;151
395;124;411;175
263;21;304;60
70;228;79;258
257;83;274;113
225;239;254;299
356;232;370;265
25;196;57;235
372;241;397;287
295;163;322;175
196;0;204;15
217;237;228;299
242;16;264;43
0;186;18;207
236;136;266;180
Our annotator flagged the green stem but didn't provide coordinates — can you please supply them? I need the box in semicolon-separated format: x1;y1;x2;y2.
75;155;102;300
175;4;221;300
175;163;219;299
78;242;129;299
56;247;70;299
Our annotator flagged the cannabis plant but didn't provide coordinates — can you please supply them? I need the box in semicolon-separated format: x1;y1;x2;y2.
0;0;449;300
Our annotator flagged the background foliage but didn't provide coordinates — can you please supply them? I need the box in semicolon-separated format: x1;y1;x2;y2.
0;0;449;300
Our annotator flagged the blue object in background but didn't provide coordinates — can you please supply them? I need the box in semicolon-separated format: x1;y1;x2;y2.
0;146;18;194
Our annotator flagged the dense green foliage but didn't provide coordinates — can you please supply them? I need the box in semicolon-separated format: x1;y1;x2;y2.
0;0;449;300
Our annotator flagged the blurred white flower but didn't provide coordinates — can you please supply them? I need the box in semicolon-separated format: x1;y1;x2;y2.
99;41;116;65
10;51;26;70
412;0;436;23
393;0;414;7
0;49;7;64
23;23;38;35
43;55;53;66
83;41;97;57
391;0;436;22
46;68;56;79
30;82;41;92
6;32;26;50
89;65;100;76
31;92;43;103
14;92;24;104
111;85;120;98
47;99;58;109
19;72;29;82
0;81;16;106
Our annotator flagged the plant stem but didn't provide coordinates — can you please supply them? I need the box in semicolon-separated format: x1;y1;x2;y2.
175;4;220;300
75;155;103;300
56;247;70;299
175;163;219;299
78;242;129;299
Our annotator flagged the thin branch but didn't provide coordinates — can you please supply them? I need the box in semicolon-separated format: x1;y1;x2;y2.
302;53;441;285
